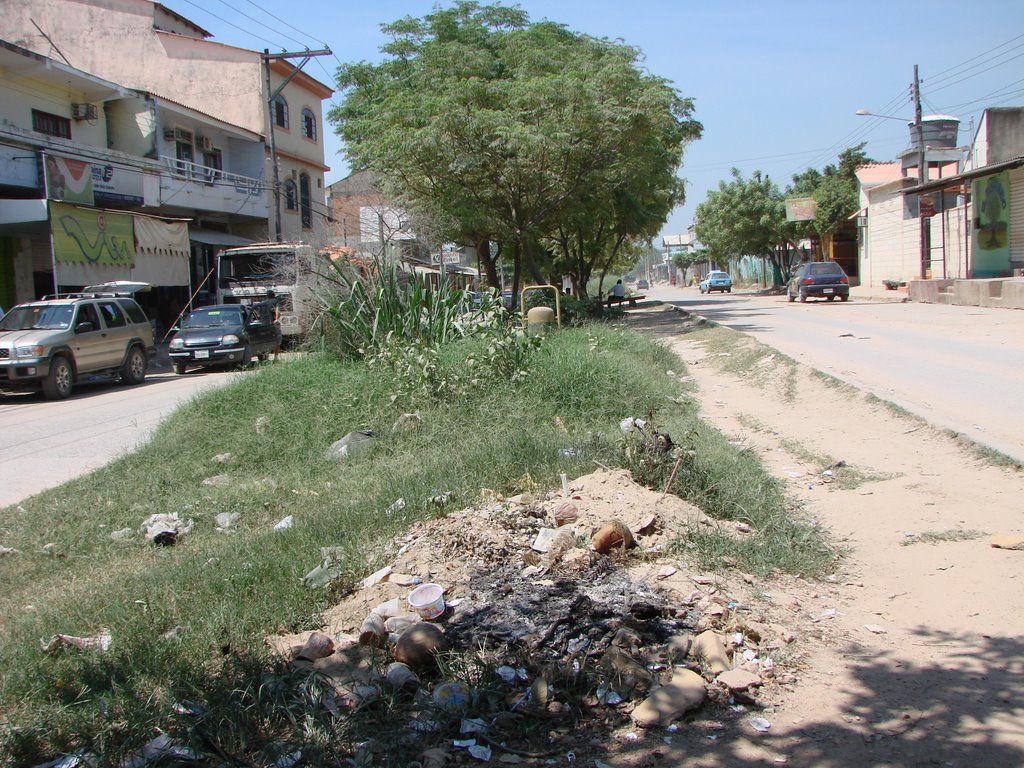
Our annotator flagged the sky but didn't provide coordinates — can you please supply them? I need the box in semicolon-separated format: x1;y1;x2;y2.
166;0;1024;240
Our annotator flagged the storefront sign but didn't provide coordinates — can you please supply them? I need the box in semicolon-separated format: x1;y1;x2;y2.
971;171;1011;278
50;202;135;267
44;152;144;206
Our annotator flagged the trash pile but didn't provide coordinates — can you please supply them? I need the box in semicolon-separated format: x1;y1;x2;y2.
263;469;804;765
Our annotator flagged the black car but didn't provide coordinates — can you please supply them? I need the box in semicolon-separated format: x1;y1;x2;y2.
168;303;279;374
788;262;850;303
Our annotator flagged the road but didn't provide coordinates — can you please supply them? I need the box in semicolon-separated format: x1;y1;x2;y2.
648;283;1024;464
0;367;238;507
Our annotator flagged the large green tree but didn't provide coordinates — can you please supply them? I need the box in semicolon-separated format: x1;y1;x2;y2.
787;143;874;253
693;169;800;284
329;1;700;299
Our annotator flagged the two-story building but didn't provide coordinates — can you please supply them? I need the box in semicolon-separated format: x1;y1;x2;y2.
2;0;332;245
0;38;268;329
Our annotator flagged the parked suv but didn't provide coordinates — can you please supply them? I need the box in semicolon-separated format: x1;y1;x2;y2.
0;288;155;399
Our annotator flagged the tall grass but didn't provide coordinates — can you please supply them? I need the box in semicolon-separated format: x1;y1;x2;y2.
0;324;832;763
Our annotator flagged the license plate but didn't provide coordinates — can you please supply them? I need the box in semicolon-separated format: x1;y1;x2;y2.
195;350;210;359
823;288;833;294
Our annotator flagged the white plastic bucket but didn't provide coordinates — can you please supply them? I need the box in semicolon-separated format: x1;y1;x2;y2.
408;583;445;620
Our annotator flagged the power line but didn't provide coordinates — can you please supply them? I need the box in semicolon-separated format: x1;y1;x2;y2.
939;77;1024;113
239;0;328;49
175;0;283;50
926;50;1024;94
924;35;1024;86
214;0;310;49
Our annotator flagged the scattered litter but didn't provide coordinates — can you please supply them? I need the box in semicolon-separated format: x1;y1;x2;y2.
41;629;111;654
819;608;837;619
139;513;192;545
619;416;647;433
863;624;888;635
460;718;489;734
0;546;20;556
496;665;518;684
785;470;804;478
361;566;393;589
211;452;232;463
122;734;199;768
254;416;269;435
273;516;294;531
386;498;407;515
656;565;678;579
214;512;240;531
558;448;582;459
750;717;772;732
468;744;492;761
109;527;133;541
429;492;453;507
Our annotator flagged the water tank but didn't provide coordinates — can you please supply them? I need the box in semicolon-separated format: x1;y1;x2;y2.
909;115;959;149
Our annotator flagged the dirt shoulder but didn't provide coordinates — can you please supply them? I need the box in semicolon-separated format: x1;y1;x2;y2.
624;303;1024;766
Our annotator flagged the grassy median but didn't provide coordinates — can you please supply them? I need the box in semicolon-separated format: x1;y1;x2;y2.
0;324;833;764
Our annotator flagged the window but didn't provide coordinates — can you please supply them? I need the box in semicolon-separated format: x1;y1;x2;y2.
283;180;297;211
299;173;312;229
97;302;126;328
75;304;100;331
272;95;289;129
32;110;71;139
301;108;316;141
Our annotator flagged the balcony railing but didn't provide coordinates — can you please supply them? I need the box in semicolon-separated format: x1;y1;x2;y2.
163;157;263;196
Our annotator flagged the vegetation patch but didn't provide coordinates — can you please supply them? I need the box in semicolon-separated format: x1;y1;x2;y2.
901;529;987;546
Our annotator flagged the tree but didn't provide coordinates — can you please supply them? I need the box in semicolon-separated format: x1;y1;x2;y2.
329;1;700;300
693;169;799;285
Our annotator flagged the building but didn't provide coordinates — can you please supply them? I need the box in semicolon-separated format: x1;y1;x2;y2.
0;39;274;330
857;107;1024;303
1;0;333;245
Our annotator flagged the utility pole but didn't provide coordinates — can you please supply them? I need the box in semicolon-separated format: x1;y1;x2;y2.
913;64;929;278
261;47;332;242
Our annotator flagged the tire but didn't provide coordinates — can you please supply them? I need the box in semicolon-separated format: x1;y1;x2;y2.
799;293;807;303
172;361;188;375
120;346;146;385
827;295;835;302
42;356;73;400
840;295;849;302
727;287;732;293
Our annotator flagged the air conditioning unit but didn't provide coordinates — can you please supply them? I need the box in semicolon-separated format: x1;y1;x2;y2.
196;135;214;152
71;103;98;121
162;127;193;143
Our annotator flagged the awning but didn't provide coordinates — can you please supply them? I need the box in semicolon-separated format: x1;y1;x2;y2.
188;229;255;247
902;155;1024;196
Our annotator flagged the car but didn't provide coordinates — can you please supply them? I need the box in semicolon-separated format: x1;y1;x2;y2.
168;303;279;374
787;261;850;303
637;279;650;290
699;271;733;294
0;289;154;399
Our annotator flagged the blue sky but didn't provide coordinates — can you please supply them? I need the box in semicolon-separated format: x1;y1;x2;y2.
169;0;1024;240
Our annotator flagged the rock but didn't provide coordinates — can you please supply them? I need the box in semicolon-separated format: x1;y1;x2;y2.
392;412;422;432
991;535;1024;550
600;646;653;697
211;452;232;463
393;624;450;673
296;632;335;661
201;474;232;487
630;669;706;727
592;520;635;553
691;630;731;674
325;430;376;461
666;632;693;658
715;669;762;692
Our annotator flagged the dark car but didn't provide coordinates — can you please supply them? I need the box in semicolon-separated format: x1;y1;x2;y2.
637;279;650;290
788;261;850;303
168;303;278;374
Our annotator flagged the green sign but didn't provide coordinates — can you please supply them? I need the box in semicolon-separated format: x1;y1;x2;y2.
972;171;1011;278
50;202;135;267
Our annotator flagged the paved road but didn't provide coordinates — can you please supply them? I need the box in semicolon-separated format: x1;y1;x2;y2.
0;368;239;507
648;283;1024;464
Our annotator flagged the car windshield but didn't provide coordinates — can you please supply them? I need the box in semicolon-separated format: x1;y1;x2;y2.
0;304;74;331
710;272;729;279
182;307;243;329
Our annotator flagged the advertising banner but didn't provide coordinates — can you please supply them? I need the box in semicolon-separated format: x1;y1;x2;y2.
50;202;135;267
785;197;817;222
44;153;94;204
972;171;1011;278
44;152;144;206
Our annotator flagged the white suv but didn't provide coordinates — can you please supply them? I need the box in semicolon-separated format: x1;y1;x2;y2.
0;290;155;399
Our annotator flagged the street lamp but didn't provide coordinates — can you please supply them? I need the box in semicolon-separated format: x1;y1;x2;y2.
857;100;930;279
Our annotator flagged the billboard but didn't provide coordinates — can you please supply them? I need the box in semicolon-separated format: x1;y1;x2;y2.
50;202;135;267
785;197;817;222
44;152;144;206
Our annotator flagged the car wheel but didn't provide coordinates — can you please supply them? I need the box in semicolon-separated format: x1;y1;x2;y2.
120;346;146;385
172;361;188;375
827;295;835;302
42;356;73;399
840;295;849;302
727;287;732;293
799;293;807;303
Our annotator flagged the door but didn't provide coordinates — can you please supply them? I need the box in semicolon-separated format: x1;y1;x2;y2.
70;303;106;373
95;301;131;368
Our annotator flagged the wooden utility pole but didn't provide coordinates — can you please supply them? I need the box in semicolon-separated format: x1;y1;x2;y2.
913;65;929;278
